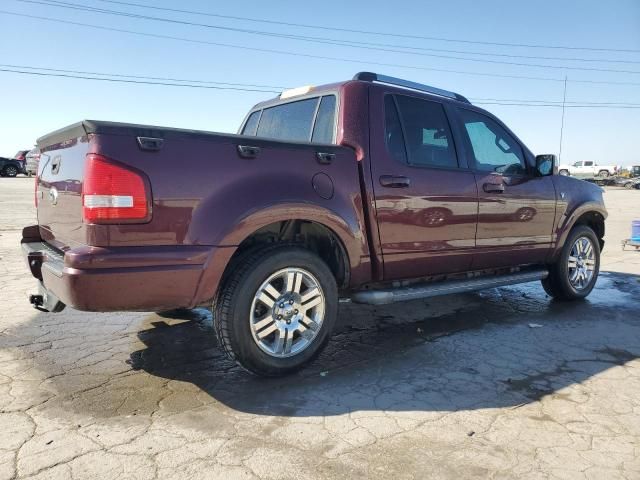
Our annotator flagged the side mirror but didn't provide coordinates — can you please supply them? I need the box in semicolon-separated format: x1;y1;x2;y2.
535;154;556;176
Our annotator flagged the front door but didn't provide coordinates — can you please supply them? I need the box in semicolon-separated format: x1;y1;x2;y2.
369;89;478;281
455;107;557;269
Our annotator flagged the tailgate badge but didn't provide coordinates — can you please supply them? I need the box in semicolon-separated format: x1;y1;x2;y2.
49;187;59;205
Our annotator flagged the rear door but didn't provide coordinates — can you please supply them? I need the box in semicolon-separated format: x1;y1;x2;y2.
455;107;556;269
369;88;478;281
583;161;596;175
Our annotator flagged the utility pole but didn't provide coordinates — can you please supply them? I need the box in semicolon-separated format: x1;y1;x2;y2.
558;75;567;162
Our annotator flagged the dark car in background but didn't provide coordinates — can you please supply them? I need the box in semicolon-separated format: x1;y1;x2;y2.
0;155;24;177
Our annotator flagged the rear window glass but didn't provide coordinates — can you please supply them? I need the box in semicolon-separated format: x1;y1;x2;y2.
242;111;261;136
311;96;337;143
256;98;318;142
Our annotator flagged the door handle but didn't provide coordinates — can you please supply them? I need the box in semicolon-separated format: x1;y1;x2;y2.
50;155;61;175
483;182;505;193
237;144;261;159
316;152;335;164
380;175;410;188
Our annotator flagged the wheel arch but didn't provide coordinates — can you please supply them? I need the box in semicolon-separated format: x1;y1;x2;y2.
551;204;606;262
192;203;371;307
224;218;352;291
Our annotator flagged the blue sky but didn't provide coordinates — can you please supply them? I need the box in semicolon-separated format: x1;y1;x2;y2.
0;0;639;165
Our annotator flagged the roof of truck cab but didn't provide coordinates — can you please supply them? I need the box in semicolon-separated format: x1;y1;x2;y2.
249;78;475;113
251;81;346;110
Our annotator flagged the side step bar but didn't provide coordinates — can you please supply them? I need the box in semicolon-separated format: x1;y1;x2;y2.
350;269;548;305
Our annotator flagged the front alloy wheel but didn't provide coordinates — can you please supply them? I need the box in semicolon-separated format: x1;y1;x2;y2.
4;166;18;177
542;225;600;301
567;237;596;291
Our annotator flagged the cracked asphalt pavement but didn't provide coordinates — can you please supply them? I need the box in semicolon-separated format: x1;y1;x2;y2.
1;176;640;479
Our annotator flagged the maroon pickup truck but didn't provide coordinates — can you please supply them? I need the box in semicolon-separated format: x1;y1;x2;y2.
22;72;607;376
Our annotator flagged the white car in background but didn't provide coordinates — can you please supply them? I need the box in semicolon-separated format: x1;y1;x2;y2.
558;160;617;178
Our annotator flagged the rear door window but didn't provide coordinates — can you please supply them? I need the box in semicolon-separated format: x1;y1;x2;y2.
311;96;337;143
256;98;319;142
386;94;458;168
242;111;261;136
384;95;408;163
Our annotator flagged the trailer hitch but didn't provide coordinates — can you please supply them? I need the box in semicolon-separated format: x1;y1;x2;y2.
29;285;66;313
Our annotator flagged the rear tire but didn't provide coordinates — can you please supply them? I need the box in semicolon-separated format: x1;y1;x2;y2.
542;225;600;301
213;246;338;376
559;169;569;176
598;170;609;177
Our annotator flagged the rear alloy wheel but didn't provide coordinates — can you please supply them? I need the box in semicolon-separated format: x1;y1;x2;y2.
214;246;337;376
559;169;569;176
3;165;18;177
598;170;609;177
250;267;325;358
542;225;600;301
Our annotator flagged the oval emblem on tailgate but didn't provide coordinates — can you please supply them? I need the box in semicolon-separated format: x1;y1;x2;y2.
49;187;59;205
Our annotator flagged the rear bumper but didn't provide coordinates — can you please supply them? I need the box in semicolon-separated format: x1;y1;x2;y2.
21;226;226;312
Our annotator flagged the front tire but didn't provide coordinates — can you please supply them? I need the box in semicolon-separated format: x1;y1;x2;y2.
213;246;338;376
2;166;18;177
542;225;600;301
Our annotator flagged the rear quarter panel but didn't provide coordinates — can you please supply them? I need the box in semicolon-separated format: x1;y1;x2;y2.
93;132;371;288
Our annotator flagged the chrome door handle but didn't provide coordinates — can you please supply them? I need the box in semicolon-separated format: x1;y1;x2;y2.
237;145;261;159
316;152;335;164
483;182;505;193
380;175;410;188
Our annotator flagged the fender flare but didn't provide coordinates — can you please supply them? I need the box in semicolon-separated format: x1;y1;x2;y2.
550;201;607;261
191;202;369;306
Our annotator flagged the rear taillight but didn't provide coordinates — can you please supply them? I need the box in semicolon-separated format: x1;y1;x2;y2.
34;174;38;207
82;154;150;223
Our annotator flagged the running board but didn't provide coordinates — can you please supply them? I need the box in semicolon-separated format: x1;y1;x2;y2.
350;269;549;305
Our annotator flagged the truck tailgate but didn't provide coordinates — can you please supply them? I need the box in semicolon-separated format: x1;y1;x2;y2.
37;132;90;250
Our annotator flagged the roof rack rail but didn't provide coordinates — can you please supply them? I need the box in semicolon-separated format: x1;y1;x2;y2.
353;72;471;104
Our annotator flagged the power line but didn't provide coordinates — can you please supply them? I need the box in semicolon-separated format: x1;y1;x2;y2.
4;10;640;88
0;67;281;92
470;97;640;106
16;0;640;76
92;0;640;55
31;0;640;65
473;102;640;109
0;63;286;89
5;63;638;106
2;66;640;109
